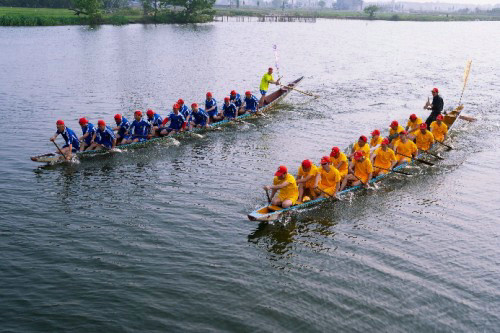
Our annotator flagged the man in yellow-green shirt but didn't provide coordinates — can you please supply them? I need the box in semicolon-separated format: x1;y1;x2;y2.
259;67;280;107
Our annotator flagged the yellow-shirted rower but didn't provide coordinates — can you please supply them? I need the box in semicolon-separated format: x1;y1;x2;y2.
370;129;384;149
296;159;319;202
330;147;348;179
371;138;397;176
406;113;423;136
415;123;435;151
263;165;299;208
394;131;418;166
350;135;370;159
313;156;341;198
340;151;373;190
259;67;280;107
430;114;448;142
389;120;405;142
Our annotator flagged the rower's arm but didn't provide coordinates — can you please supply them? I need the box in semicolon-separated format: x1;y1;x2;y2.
313;173;321;188
50;132;59;142
112;138;116;149
66;144;72;160
91;132;97;143
270;189;278;199
334;182;340;196
271;181;290;190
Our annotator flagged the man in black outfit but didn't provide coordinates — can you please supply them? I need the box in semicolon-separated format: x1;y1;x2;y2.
424;87;444;127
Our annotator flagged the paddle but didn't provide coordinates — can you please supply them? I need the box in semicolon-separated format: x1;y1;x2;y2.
435;140;453;150
351;173;374;189
265;189;271;204
279;84;320;98
458;115;477;122
315;186;341;201
52;141;70;161
374;166;411;176
420;149;444;160
396;152;434;166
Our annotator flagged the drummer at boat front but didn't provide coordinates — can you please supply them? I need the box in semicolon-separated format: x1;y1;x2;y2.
259;67;280;107
229;90;244;115
113;113;130;145
50;119;80;160
146;109;163;137
160;103;186;136
78;117;96;152
242;91;260;114
213;97;237;122
189;103;209;130
263;165;299;209
424;87;444;127
205;92;218;124
89;120;116;151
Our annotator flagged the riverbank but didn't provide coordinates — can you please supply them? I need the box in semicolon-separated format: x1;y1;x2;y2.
1;6;499;26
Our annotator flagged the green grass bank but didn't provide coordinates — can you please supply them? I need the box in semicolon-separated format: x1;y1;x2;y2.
1;6;499;26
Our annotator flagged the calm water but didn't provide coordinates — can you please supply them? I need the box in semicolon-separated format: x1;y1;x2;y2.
1;20;499;332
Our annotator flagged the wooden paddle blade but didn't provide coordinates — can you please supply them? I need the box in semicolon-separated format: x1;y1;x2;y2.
459;115;477;122
416;158;434;166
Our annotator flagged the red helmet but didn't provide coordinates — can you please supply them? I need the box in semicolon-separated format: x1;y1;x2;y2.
381;138;390;145
56;120;64;126
301;159;312;169
420;123;427;129
134;110;142;117
177;99;184;105
230;90;236;95
353;151;363;160
224;97;230;102
114;114;122;121
432;87;439;93
146;109;154;117
79;117;88;126
173;103;180;109
268;67;273;71
400;130;408;135
320;156;331;165
275;165;287;177
206;92;212;97
331;146;340;154
191;103;198;108
437;114;444;120
371;129;380;136
245;91;251;96
391;120;399;127
97;119;106;127
410;114;417;121
359;135;368;143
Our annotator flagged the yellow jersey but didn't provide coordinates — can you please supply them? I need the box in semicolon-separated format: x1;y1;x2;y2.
406;118;422;132
430;121;448;142
415;130;435;151
353;142;370;158
331;152;348;177
319;166;341;187
373;147;397;170
259;73;274;91
273;173;299;203
370;136;384;148
297;164;319;188
394;140;418;162
354;158;373;184
389;125;405;138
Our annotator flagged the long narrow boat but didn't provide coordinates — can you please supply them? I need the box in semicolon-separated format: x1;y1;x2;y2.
247;104;465;222
31;76;304;163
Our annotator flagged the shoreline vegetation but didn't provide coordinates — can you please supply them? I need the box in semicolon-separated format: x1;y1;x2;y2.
1;6;499;26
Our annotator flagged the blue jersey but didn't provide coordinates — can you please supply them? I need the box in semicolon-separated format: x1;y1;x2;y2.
166;112;186;130
191;108;209;125
205;98;218;117
117;117;130;137
222;103;237;119
81;123;96;146
179;105;191;120
244;95;259;111
57;126;80;150
147;113;163;127
129;119;151;137
96;126;116;148
230;94;242;108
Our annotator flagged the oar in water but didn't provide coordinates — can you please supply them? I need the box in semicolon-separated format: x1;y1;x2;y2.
279;84;320;98
315;186;341;201
352;173;375;190
374;166;411;176
396;152;434;166
52;141;70;161
420;149;444;160
265;189;271;204
435;140;453;150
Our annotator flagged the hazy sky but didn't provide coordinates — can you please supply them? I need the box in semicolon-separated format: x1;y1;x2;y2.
378;0;500;5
